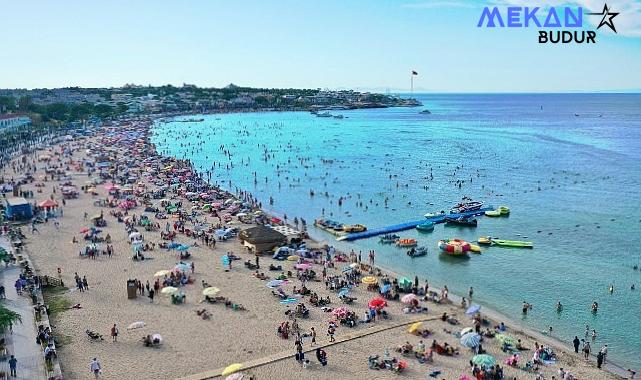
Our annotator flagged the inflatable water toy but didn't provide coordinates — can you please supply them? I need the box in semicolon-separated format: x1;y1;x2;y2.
469;244;481;253
396;238;418;247
416;221;435;232
477;236;492;245
485;205;509;217
407;246;428;257
477;236;533;248
438;238;471;256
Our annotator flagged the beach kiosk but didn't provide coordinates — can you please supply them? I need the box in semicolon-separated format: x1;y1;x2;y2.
238;225;287;254
4;197;33;221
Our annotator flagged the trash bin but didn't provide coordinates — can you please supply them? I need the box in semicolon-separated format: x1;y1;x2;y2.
127;280;137;299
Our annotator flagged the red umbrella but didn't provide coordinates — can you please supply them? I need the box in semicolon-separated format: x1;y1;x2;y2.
368;297;387;309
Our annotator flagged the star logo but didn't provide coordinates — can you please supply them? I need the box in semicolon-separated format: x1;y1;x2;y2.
587;3;619;33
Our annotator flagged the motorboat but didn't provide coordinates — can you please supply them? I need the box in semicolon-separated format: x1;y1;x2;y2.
445;216;478;227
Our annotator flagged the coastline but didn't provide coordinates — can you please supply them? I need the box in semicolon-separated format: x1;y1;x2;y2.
148;114;630;378
6;116;628;380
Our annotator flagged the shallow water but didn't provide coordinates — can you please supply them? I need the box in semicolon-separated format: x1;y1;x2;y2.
151;94;641;368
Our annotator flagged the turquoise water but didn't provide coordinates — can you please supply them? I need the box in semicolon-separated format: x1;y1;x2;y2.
151;94;641;368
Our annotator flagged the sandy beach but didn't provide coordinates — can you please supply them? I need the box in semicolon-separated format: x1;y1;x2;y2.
4;120;626;380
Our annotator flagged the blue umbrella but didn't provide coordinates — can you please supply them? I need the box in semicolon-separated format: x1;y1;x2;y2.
466;305;481;315
338;289;350;297
460;332;481;348
380;284;392;294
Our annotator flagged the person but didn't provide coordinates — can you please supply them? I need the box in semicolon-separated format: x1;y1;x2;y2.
90;357;101;379
149;288;155;303
573;336;580;353
597;351;604;369
327;325;335;342
600;344;608;363
111;324;118;342
316;348;328;366
310;327;316;346
583;341;591;360
8;355;17;377
469;286;474;300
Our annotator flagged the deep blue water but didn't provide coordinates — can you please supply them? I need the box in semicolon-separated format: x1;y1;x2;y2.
151;94;641;368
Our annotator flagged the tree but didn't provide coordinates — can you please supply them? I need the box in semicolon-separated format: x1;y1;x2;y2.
0;305;22;331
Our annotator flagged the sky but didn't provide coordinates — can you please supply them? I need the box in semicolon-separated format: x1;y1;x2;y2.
1;0;641;92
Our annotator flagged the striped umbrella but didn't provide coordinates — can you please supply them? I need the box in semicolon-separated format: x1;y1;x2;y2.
460;332;481;348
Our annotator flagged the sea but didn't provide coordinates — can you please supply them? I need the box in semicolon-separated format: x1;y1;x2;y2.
151;93;641;369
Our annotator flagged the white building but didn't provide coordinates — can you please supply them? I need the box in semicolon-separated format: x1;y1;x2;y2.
0;114;31;129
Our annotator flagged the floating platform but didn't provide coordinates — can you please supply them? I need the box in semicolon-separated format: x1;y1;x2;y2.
337;207;494;242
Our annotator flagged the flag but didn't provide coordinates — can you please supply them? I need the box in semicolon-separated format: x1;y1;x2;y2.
412;70;418;75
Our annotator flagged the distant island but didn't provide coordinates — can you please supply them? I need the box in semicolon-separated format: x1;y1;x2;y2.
0;83;421;125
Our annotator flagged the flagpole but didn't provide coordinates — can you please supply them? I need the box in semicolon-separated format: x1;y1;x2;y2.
411;72;414;93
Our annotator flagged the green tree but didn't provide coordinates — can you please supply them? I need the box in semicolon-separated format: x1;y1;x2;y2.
0;304;22;331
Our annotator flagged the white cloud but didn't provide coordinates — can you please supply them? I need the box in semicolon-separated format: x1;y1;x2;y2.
492;0;641;37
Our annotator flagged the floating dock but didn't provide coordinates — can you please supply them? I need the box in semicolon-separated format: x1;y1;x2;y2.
336;207;494;242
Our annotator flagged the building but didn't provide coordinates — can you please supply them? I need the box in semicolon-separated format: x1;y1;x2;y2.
4;197;33;220
238;225;287;253
0;114;31;129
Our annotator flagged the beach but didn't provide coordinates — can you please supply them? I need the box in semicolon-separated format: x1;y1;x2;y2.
0;116;629;380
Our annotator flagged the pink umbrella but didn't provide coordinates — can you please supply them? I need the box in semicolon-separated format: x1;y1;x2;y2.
368;298;387;309
295;263;311;270
401;293;419;304
331;307;348;317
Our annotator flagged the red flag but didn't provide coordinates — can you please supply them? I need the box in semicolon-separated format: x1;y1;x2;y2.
411;70;418;75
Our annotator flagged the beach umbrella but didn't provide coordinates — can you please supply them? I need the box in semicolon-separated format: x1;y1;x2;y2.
380;284;392;293
368;298;387;309
132;243;143;252
295;263;311;270
361;276;378;285
331;307;348;317
154;270;171;277
151;333;163;345
202;287;220;297
398;277;412;288
174;263;190;272
221;364;243;376
127;321;145;330
338;289;350;297
407;322;423;334
160;286;178;295
466;305;481;315
471;354;496;368
267;279;286;288
129;231;141;239
496;334;517;347
460;332;481;348
401;293;419;304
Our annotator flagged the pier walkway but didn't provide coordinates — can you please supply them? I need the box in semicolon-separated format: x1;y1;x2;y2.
178;315;442;380
337;207;494;241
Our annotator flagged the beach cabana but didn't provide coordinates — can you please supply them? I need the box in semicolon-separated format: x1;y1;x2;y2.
238;225;287;253
39;199;58;209
4;197;33;220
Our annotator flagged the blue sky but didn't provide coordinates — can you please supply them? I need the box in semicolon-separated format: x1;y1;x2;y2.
1;0;640;92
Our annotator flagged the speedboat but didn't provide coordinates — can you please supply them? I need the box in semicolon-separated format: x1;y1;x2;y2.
407;246;428;257
451;201;484;213
379;234;400;244
396;238;417;247
343;224;367;232
445;216;478;227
